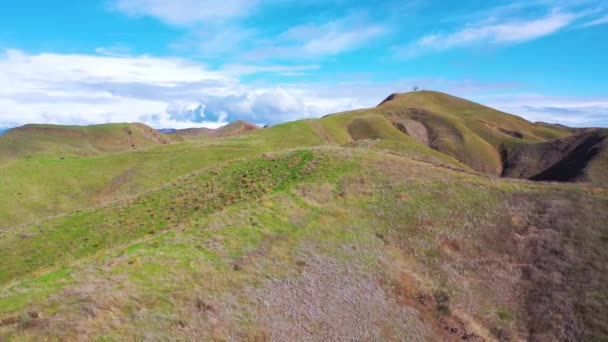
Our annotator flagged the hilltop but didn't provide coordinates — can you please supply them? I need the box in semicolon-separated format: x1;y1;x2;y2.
0;122;174;163
1;91;607;341
376;91;570;173
169;120;260;139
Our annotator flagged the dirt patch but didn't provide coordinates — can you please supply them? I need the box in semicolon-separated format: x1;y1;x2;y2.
386;272;484;341
501;195;608;341
392;119;430;145
385;108;466;154
338;175;374;198
439;239;461;254
0;316;19;327
294;183;334;206
249;255;432;341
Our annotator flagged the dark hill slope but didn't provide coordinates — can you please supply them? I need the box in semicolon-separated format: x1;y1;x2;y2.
501;129;608;183
0;123;174;163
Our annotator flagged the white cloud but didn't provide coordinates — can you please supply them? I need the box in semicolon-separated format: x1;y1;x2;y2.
113;0;258;26
2;49;604;130
170;26;258;58
479;93;608;127
245;12;388;59
0;49;362;129
399;11;578;57
220;63;320;76
0;49;228;85
582;14;608;27
204;88;315;122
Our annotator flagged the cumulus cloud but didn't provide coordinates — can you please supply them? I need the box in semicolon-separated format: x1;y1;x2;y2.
204;88;320;123
113;0;258;26
1;49;604;130
0;49;363;129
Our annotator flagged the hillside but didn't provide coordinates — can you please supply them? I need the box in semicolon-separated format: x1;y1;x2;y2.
375;91;572;175
1;92;607;341
0;111;470;230
0;123;175;163
1;148;607;341
502;129;608;183
1;92;606;230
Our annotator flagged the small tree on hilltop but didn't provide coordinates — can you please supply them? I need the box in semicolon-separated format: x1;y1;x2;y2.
412;85;419;92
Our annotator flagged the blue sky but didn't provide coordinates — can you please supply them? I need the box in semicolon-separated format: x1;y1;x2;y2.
0;0;607;129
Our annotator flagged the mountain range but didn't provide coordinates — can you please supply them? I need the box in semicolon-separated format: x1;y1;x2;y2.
1;91;607;341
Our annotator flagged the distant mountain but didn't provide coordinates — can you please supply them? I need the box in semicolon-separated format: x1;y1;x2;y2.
168;120;260;139
157;128;177;134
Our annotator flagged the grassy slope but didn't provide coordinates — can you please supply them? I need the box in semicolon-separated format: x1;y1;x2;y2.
0;120;326;229
1;147;607;341
1;94;608;340
3;92;577;230
376;91;571;174
0;115;470;230
0;123;176;163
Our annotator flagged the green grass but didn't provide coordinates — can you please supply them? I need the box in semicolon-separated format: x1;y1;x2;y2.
496;308;515;322
0;149;357;286
0;268;73;314
1;146;607;340
0;107;470;230
0;91;582;231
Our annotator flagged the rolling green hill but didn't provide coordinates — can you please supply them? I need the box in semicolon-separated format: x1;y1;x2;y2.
1;91;607;341
375;91;572;174
0;107;470;230
0;123;176;163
